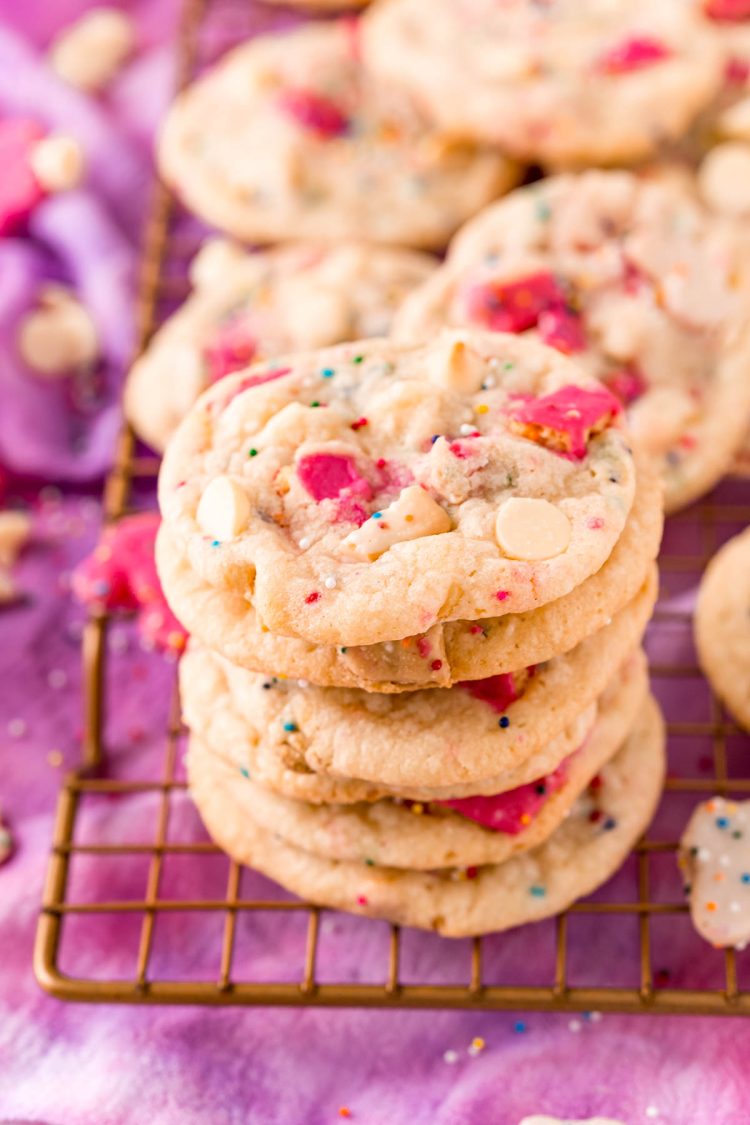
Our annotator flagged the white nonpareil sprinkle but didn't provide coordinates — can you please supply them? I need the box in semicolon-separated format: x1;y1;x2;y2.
298;537;311;550
459;423;475;436
645;1108;659;1120
443;1050;458;1064
324;575;337;589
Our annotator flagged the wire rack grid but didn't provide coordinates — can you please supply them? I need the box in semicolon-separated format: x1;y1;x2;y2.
33;0;750;1014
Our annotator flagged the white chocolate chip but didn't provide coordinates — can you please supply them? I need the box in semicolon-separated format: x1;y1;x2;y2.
196;476;250;541
427;336;485;394
50;7;135;92
698;143;750;217
627;386;698;456
495;497;571;561
189;238;247;290
717;97;750;142
29;135;85;193
277;280;351;347
341;485;451;560
18;289;98;377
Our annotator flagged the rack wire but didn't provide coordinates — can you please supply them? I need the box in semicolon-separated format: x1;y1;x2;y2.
34;0;750;1013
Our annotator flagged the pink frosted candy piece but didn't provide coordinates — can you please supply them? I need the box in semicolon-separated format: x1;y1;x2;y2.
438;755;571;835
507;384;621;460
596;36;672;74
463;270;568;334
459;672;517;714
725;55;750;83
296;452;373;503
0;118;47;236
204;317;258;383
139;601;187;654
72;512;187;653
332;496;369;526
277;88;349;137
538;306;586;355
71;511;160;612
707;0;750;20
216;366;292;412
605;366;646;406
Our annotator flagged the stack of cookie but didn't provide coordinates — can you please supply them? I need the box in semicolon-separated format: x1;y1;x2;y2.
157;330;666;936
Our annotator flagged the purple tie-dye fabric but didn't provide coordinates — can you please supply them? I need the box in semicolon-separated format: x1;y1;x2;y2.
2;5;750;1124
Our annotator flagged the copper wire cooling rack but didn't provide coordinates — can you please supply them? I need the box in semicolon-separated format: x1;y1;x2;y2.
34;0;750;1013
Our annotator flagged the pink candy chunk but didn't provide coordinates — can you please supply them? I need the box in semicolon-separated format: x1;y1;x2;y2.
726;56;750;84
204;318;258;383
706;0;750;20
438;756;571;835
463;270;568;334
538;306;586;355
459;672;517;714
72;512;187;654
277;88;349;138
0;118;47;236
507;384;621;460
596;36;672;74
296;452;373;503
215;366;292;412
139;601;187;654
604;366;646;406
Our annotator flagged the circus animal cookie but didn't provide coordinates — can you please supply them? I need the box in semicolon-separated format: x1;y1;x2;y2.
695;528;750;730
0;119;84;236
363;0;723;167
158;22;517;248
187;695;665;936
183;650;649;868
72;512;186;654
125;241;436;452
158;330;636;648
679;797;750;948
0;510;31;604
394;170;750;512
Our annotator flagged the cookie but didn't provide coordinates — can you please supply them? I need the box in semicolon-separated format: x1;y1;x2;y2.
159;331;636;648
157;466;659;689
679;797;750;949
694;527;750;731
179;581;652;799
184;648;647;807
395;171;750;513
363;0;722;168
188;655;647;870
158;22;516;248
702;2;750;145
187;694;665;936
126;241;436;453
